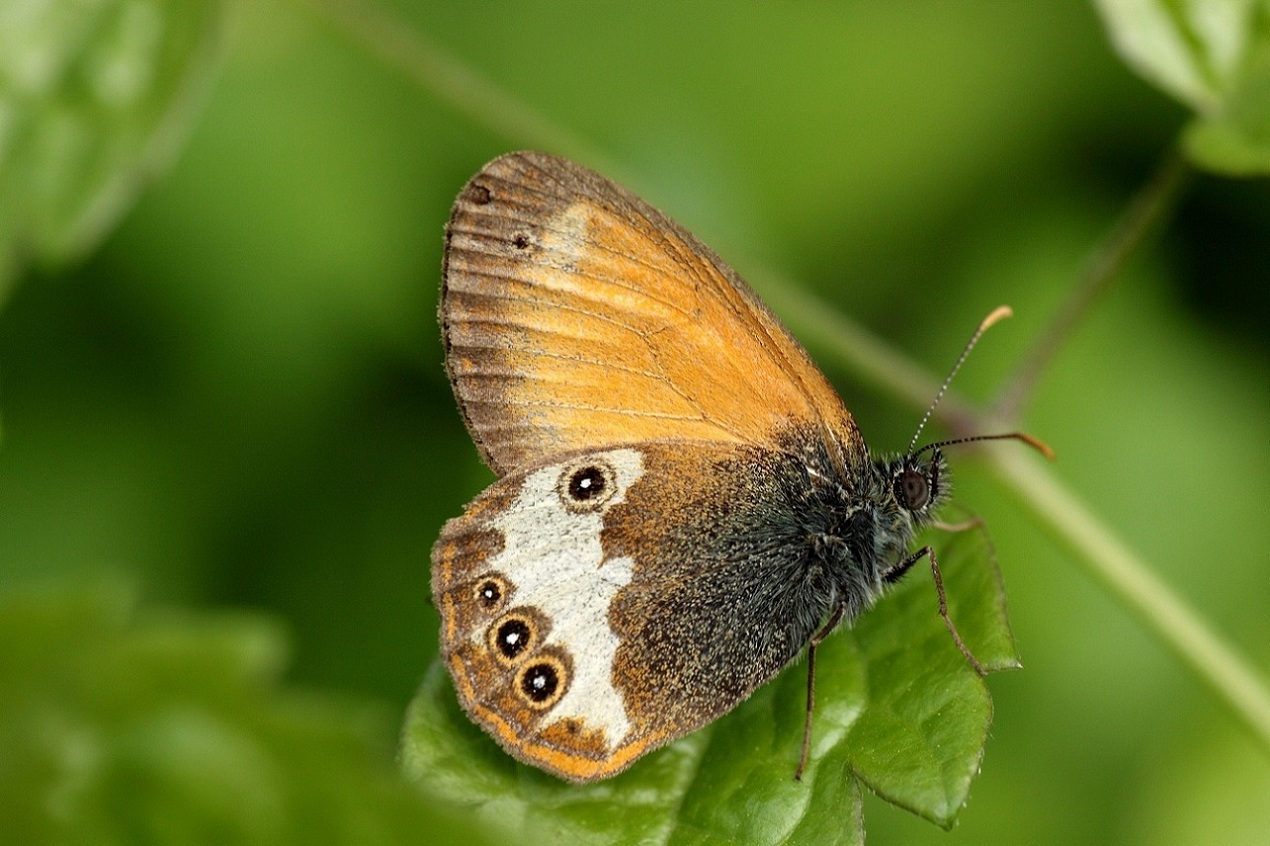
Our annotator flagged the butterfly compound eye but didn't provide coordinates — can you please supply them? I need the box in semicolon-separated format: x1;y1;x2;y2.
897;467;931;511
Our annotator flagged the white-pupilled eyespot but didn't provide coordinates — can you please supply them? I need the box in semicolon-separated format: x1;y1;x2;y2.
557;457;620;513
516;654;567;709
487;611;538;665
473;573;511;611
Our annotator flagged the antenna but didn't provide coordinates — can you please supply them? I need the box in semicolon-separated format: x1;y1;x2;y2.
915;430;1056;462
906;305;1013;456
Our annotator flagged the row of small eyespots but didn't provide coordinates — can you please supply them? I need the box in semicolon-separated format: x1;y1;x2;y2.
474;574;566;709
463;458;618;711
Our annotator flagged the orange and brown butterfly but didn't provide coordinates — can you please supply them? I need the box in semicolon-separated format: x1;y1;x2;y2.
431;151;1023;783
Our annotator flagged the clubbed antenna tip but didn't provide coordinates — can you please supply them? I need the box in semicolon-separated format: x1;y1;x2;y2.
906;305;1056;464
906;305;1013;456
980;305;1013;332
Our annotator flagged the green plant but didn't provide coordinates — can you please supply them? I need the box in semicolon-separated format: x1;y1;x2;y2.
1;2;1267;844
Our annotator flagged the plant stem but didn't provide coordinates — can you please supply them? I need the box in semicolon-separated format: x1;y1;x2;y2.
757;277;947;416
298;0;621;177
993;150;1191;423
990;448;1270;747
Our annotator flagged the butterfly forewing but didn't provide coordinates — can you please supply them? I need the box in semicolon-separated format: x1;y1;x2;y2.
441;151;864;476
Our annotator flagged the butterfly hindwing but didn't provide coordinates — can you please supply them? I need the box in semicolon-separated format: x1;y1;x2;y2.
431;437;833;782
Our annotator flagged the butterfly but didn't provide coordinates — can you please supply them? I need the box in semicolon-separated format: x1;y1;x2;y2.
430;151;1038;783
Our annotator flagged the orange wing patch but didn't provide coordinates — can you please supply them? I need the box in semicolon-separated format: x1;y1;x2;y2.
442;152;862;476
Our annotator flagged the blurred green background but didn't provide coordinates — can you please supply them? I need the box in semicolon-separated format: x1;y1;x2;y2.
1;1;1267;843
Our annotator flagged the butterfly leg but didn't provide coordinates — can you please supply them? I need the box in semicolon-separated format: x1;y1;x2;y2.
794;601;847;781
886;546;987;676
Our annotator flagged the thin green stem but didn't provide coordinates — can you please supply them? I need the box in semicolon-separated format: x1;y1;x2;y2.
297;0;622;177
300;0;1270;756
993;149;1191;423
990;449;1270;746
756;276;946;415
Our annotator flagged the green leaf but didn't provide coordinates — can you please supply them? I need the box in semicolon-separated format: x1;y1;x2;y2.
1182;32;1270;174
845;525;1017;829
403;528;1014;843
1093;0;1270;174
0;0;224;302
0;582;460;845
1093;0;1251;113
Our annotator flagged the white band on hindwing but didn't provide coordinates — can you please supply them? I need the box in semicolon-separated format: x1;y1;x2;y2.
483;448;644;747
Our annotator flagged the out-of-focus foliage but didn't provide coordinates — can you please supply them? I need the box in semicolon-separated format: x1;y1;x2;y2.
0;583;477;844
1094;0;1270;173
0;1;1266;844
0;0;224;303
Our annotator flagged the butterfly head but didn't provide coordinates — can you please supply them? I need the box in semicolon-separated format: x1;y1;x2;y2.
842;447;950;584
799;441;951;621
888;447;949;519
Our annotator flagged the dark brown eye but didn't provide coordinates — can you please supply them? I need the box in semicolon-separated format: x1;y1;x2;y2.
898;468;930;510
